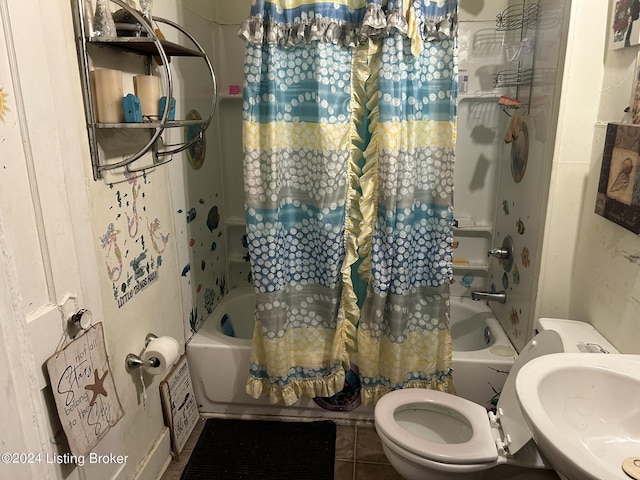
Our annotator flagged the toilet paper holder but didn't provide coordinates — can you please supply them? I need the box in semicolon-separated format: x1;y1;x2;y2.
125;333;160;371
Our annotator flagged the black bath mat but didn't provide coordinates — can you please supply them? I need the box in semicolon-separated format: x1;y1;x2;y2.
180;418;336;480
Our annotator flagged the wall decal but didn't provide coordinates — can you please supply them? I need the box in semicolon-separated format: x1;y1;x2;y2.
595;123;640;233
189;306;199;333
186;207;196;223
0;87;9;121
148;218;170;254
513;264;520;285
521;247;530;268
100;174;166;308
206;205;220;231
204;287;215;313
516;218;525;234
501;272;509;289
99;223;123;282
124;171;141;237
510;121;529;183
460;272;474;288
509;307;520;325
502;199;510;215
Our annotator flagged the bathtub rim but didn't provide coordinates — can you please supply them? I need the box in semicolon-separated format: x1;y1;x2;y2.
189;287;516;360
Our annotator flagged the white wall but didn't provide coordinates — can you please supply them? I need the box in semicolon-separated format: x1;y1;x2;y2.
537;0;640;354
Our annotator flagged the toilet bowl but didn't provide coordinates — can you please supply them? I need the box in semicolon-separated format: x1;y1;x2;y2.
374;320;619;480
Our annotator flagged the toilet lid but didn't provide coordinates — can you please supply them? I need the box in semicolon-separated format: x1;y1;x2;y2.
374;389;499;465
497;329;564;454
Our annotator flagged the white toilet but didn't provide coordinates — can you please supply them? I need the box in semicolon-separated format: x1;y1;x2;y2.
374;319;618;480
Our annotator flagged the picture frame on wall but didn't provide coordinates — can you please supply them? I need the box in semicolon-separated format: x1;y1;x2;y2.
631;51;640;123
595;123;640;233
611;0;640;49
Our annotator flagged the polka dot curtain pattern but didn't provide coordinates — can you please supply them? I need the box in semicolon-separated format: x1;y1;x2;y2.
240;0;458;406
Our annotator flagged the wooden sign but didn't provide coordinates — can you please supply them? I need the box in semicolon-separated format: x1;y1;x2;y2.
46;323;124;457
160;355;199;455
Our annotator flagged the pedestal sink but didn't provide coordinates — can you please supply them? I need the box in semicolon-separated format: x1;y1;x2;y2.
515;353;640;480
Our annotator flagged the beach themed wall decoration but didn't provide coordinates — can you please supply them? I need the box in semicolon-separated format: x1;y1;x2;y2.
595;123;640;233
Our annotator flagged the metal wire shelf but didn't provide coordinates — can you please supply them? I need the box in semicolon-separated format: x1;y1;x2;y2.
496;4;539;32
492;68;533;88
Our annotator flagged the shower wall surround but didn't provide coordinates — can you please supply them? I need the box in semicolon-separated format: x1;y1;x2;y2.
168;7;250;341
456;0;570;351
453;0;510;297
487;0;570;350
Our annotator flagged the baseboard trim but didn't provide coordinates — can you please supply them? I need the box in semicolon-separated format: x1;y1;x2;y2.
130;426;172;480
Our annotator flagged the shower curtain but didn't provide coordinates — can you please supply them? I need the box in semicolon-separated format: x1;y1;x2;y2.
240;0;457;406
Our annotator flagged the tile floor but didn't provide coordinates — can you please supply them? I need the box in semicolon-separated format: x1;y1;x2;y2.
160;417;404;480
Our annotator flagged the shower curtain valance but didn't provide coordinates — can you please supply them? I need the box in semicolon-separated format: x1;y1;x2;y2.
238;1;457;50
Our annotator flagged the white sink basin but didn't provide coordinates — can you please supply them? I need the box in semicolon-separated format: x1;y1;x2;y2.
516;353;640;480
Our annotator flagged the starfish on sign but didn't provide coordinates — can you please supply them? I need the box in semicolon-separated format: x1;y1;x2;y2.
85;369;109;406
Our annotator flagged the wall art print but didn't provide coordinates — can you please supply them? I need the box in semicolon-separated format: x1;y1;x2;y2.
611;0;640;49
595;123;640;233
631;51;640;124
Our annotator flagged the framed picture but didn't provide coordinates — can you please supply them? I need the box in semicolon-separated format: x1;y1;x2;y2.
611;0;640;49
595;123;640;233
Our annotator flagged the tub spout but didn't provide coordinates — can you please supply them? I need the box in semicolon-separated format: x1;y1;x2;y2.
471;291;506;304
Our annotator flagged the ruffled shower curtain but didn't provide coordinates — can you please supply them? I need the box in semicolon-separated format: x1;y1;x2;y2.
240;0;457;406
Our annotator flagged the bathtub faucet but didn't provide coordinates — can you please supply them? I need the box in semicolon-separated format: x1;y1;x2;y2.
471;290;507;304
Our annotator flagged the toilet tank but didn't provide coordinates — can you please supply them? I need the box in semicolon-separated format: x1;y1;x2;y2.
534;318;619;354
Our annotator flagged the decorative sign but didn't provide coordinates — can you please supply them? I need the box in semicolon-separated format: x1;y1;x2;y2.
46;323;124;457
595;123;640;233
160;355;199;456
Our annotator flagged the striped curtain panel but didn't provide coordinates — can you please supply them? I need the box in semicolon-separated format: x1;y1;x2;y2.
240;0;457;406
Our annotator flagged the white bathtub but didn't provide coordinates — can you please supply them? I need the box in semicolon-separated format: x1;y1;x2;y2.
187;288;516;420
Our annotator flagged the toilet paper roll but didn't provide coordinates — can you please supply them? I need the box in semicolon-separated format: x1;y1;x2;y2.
142;336;179;376
92;69;124;123
133;75;160;117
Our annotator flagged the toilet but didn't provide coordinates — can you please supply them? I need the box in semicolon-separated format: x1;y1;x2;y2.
374;318;618;480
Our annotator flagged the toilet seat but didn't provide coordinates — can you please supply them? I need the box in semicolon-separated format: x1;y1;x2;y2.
374;330;567;470
374;389;500;465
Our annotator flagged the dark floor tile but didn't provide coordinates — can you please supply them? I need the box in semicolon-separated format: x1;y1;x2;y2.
355;426;389;464
355;461;404;480
336;426;356;461
334;460;355;480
